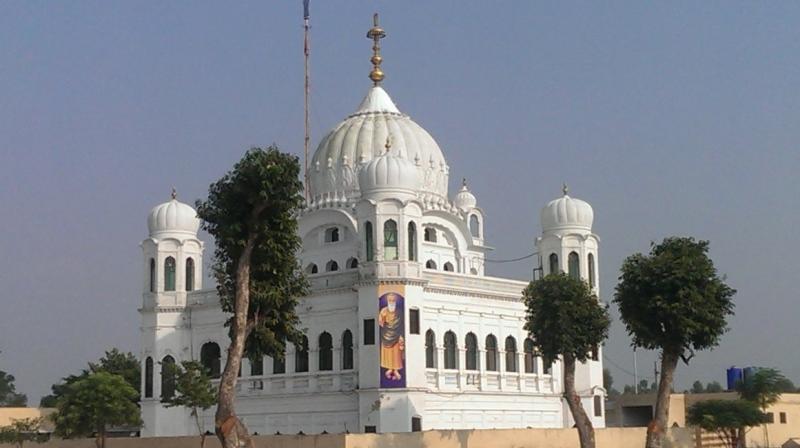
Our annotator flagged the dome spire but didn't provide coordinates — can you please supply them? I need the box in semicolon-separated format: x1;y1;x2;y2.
562;183;569;196
366;13;386;86
171;187;177;200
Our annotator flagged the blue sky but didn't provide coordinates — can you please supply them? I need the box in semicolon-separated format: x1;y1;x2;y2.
1;1;798;402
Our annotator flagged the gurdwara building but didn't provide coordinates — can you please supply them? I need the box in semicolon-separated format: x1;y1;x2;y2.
139;16;605;437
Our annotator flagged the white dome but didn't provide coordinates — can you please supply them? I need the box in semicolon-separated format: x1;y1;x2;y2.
454;179;477;212
358;152;420;195
308;86;448;200
148;196;200;237
541;188;594;232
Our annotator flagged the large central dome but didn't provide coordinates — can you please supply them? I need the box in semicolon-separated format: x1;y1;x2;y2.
308;86;449;201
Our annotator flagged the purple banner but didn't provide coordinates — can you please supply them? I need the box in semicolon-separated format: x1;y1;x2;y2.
378;292;406;388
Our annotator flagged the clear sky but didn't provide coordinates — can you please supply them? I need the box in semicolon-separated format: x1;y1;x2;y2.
1;1;798;403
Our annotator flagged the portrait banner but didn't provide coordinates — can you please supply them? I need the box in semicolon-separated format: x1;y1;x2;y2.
378;286;406;388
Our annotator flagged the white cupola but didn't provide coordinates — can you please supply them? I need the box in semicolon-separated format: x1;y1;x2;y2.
357;144;421;198
454;178;477;212
540;185;594;234
147;190;201;238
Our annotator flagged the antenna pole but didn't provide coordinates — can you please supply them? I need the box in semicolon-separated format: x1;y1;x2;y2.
303;1;311;201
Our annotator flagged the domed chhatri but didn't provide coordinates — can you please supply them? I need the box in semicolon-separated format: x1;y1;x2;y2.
454;178;477;212
358;138;421;195
540;185;594;232
147;191;200;237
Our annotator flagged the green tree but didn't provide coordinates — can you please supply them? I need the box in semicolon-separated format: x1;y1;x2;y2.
691;380;705;394
614;237;735;448
0;417;48;448
735;368;788;447
603;368;621;399
196;146;307;448
40;348;140;407
705;381;724;393
162;360;217;448
52;371;141;448
687;400;765;448
523;273;610;448
0;372;27;407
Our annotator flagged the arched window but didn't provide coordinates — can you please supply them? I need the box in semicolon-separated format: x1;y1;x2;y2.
425;260;437;270
200;342;221;379
425;330;436;368
524;338;537;374
469;215;480;238
149;258;156;292
250;357;263;376
424;227;437;242
273;351;286;374
588;253;596;288
444;331;458;369
505;336;518;372
549;253;559;275
185;258;195;292
326;260;339;272
160;355;175;399
346;258;359;269
342;330;354;370
485;335;498;371
295;336;309;373
144;357;153;398
408;222;417;261
318;332;333;371
164;257;176;291
324;227;339;243
306;263;318;274
383;220;398;260
443;262;454;272
365;221;374;262
568;251;580;280
465;333;478;371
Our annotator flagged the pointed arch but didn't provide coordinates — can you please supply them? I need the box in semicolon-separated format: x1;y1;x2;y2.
505;336;518;372
485;335;498;371
306;263;318;274
469;215;480;238
346;257;359;269
465;333;478;371
160;355;175;399
443;262;454;272
318;332;333;371
425;260;437;270
408;221;417;261
295;336;309;373
588;253;596;288
149;258;156;292
325;260;339;272
200;342;221;378
524;338;537;374
164;256;176;291
144;357;153;398
568;251;580;280
444;331;458;369
425;330;436;368
365;221;374;262
383;219;398;260
549;253;559;275
342;330;354;370
185;257;195;291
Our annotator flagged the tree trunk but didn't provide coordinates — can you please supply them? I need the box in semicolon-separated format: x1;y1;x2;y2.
645;348;679;448
214;236;257;448
563;354;595;448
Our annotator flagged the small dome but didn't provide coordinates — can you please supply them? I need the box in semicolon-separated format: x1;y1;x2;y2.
308;86;448;200
358;152;420;194
454;178;477;212
541;186;593;232
147;194;200;237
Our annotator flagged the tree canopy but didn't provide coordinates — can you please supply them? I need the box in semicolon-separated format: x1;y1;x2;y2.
523;273;610;448
162;360;217;447
40;348;140;407
52;371;141;448
0;371;26;407
687;399;766;448
0;417;48;448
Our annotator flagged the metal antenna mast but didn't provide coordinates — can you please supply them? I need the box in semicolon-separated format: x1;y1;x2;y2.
303;0;311;201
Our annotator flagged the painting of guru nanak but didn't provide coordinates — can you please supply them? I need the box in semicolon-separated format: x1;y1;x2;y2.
378;291;406;388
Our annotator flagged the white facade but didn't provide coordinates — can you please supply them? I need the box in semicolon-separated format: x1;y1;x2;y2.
139;79;605;436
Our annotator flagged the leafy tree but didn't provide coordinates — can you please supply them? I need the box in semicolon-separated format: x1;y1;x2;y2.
523;273;610;448
0;417;48;447
691;380;705;394
52;371;141;448
614;237;735;448
705;381;724;393
687;400;765;448
40;348;140;407
162;360;217;448
196;146;307;448
735;368;788;447
0;371;26;407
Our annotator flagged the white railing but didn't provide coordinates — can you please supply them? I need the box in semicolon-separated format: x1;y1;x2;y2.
424;369;558;394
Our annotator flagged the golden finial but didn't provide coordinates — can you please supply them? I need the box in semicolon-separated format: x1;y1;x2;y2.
366;13;386;86
171;187;177;200
562;183;569;196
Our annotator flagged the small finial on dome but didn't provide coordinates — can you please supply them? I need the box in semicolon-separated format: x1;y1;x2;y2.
366;13;386;86
562;183;569;196
171;187;177;200
462;177;468;188
384;134;392;153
